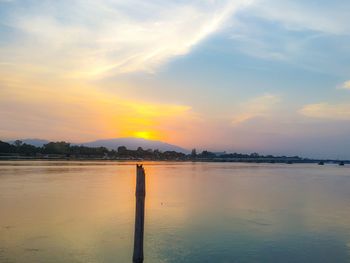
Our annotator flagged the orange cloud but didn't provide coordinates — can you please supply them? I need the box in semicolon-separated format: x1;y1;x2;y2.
231;94;281;124
299;102;350;120
0;73;195;143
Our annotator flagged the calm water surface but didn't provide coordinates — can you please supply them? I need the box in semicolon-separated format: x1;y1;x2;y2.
0;161;349;263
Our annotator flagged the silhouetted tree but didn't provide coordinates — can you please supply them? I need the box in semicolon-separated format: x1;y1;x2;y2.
117;146;127;155
43;142;70;154
14;140;23;148
18;143;40;156
191;148;197;158
250;153;259;158
0;141;16;153
199;150;216;158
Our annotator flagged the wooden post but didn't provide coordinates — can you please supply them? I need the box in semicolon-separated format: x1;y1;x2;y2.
133;164;146;263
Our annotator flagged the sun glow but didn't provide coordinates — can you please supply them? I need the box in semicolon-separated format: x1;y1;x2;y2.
133;131;156;140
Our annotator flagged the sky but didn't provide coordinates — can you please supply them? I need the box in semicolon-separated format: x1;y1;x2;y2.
0;0;350;158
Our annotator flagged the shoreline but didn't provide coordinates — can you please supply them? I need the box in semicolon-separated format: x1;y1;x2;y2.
0;157;348;165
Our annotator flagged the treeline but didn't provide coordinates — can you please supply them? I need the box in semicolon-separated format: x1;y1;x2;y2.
190;149;302;161
0;140;304;161
0;140;186;160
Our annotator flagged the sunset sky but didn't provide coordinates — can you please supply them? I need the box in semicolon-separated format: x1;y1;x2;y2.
1;0;350;158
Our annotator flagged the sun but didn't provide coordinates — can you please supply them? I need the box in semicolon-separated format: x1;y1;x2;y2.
133;131;155;140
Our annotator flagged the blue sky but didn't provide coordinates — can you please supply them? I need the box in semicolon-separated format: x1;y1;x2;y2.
0;0;350;158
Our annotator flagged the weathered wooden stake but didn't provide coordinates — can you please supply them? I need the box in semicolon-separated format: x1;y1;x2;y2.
133;164;146;263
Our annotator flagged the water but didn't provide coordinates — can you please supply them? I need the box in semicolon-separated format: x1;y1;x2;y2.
0;161;349;263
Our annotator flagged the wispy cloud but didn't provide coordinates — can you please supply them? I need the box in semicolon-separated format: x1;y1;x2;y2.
247;0;350;35
232;94;280;124
340;80;350;90
1;0;347;77
226;0;350;75
300;103;350;120
0;0;250;78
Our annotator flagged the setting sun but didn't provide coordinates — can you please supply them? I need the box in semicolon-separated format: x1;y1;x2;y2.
133;131;156;140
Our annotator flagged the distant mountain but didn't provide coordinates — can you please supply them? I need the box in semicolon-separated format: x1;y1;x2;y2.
80;138;189;153
8;139;49;147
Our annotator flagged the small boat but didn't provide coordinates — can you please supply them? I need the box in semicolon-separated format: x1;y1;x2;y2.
318;161;324;165
339;161;345;166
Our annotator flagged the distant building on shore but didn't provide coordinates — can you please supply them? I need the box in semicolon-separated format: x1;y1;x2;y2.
213;151;226;157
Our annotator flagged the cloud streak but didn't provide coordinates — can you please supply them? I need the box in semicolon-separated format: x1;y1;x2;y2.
300;103;350;120
232;94;280;124
0;0;250;78
247;0;350;35
226;0;350;76
341;80;350;90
